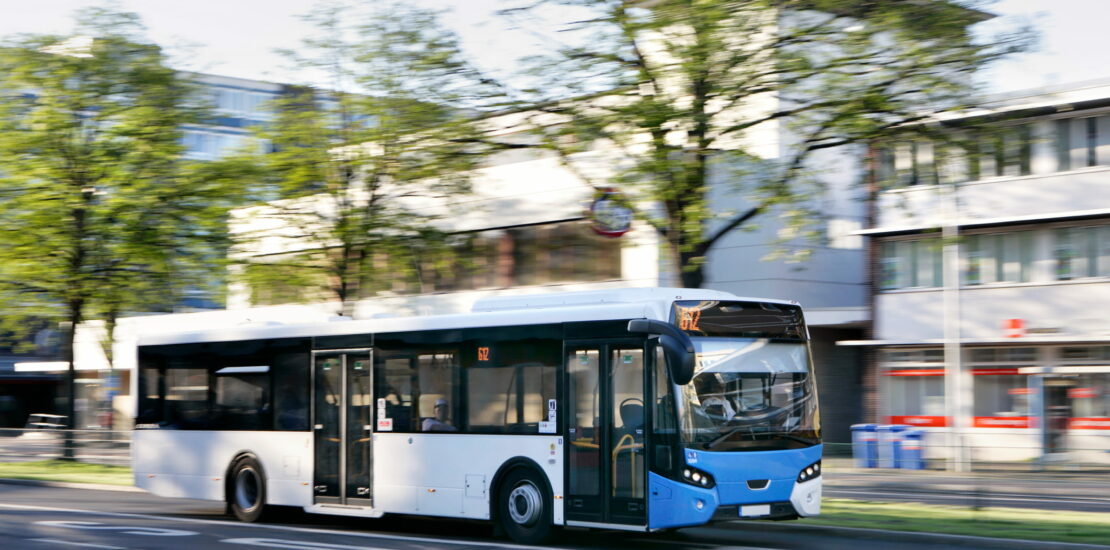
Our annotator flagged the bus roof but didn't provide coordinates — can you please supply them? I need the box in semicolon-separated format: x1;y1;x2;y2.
138;287;797;347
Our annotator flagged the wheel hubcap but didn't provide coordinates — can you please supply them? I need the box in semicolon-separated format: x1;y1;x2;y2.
507;481;542;526
235;467;260;512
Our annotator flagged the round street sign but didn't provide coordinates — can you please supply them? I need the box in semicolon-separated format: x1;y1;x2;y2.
588;189;633;238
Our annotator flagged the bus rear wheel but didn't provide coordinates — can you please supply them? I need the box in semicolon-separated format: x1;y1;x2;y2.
497;468;553;544
229;456;267;522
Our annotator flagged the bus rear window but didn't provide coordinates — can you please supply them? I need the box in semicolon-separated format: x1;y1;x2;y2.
672;300;804;340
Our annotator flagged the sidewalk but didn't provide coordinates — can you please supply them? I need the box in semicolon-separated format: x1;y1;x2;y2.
823;457;1110;502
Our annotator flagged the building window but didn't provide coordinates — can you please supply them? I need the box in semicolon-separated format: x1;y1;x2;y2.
1054;226;1110;280
975;125;1031;179
962;232;1033;285
1055;118;1071;171
1087;117;1099;167
878;239;941;290
875;141;937;188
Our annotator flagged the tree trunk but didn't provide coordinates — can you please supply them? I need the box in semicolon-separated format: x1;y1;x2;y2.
677;249;706;289
62;301;82;461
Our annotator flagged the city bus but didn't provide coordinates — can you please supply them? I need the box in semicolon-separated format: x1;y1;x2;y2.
132;287;822;543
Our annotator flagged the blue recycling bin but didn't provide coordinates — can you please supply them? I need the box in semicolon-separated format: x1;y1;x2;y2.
897;428;926;470
877;424;909;468
850;423;879;468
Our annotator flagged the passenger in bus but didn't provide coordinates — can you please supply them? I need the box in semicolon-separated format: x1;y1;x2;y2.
422;398;457;432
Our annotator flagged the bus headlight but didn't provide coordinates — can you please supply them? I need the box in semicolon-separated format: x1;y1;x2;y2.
682;466;715;489
796;460;822;483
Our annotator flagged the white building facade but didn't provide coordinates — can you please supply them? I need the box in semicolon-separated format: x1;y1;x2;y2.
852;79;1110;463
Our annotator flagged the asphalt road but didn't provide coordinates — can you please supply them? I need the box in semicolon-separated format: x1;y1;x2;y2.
0;484;1094;550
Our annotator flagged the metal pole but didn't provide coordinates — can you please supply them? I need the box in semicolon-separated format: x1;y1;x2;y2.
941;181;967;472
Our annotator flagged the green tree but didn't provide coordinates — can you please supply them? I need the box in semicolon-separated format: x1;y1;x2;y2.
236;1;510;316
0;9;236;439
506;0;1030;287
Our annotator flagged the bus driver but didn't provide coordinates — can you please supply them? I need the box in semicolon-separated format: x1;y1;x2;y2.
423;398;458;432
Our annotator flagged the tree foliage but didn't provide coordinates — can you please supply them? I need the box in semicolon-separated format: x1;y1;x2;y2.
505;0;1031;287
0;8;239;426
235;1;511;315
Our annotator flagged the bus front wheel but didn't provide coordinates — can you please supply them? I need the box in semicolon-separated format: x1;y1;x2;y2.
497;468;553;544
228;456;267;522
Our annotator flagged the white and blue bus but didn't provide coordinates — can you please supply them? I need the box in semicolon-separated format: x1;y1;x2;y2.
132;288;821;543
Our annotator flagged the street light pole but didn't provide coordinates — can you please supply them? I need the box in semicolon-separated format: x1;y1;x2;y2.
941;181;968;472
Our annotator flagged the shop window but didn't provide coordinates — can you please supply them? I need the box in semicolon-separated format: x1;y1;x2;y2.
1070;374;1109;420
1059;346;1110;362
970;347;1037;363
884;371;945;418
972;374;1031;418
881;349;944;364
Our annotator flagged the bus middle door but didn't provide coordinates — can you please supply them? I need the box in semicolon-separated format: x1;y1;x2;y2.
312;349;374;506
565;340;647;527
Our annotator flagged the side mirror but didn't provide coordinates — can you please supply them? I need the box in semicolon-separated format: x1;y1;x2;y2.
627;319;696;385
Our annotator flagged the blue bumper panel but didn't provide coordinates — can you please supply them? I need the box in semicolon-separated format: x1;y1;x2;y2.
685;445;822;506
648;472;718;530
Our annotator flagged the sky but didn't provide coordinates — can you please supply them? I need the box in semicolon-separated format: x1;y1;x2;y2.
0;0;1105;95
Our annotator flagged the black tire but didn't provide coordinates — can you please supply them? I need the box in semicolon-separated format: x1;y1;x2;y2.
228;456;267;522
497;468;554;545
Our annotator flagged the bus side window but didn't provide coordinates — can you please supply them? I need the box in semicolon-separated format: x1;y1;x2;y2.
377;356;416;431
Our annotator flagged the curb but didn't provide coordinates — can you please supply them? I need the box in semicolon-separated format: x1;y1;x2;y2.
0;477;142;493
711;519;1110;549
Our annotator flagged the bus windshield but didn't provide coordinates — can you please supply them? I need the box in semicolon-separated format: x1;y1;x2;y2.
678;338;820;451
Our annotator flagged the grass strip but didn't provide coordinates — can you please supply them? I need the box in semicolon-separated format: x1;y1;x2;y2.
0;460;132;486
803;498;1110;546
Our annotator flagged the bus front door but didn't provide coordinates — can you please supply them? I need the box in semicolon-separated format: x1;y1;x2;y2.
312;350;374;506
565;341;647;527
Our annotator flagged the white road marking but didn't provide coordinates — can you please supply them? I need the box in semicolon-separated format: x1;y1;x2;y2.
222;538;392;549
29;539;127;550
629;539;774;550
36;520;198;536
0;503;561;550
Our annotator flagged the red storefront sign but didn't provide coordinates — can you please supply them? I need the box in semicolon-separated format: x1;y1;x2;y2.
1068;387;1098;399
973;416;1032;428
888;415;948;427
1069;418;1110;430
1003;318;1025;338
883;369;945;376
972;368;1022;376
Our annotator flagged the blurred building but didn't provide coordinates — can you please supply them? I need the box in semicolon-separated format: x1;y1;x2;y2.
222;102;870;444
845;79;1110;463
181;73;281;163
